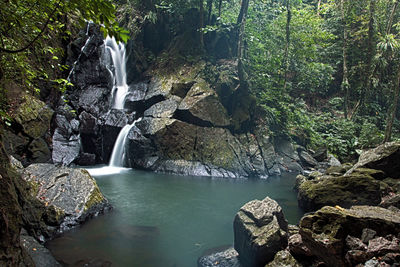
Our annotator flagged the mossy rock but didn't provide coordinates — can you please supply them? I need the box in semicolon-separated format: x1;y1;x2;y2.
298;173;382;212
13;95;54;139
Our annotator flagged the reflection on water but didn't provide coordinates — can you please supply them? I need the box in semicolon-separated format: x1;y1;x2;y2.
46;168;303;267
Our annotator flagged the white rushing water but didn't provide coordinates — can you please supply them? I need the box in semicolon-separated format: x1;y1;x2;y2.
105;36;129;109
109;124;134;167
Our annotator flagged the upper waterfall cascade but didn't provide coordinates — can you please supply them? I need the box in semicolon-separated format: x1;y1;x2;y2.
105;36;129;110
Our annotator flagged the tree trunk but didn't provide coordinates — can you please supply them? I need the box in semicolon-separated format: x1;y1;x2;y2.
207;0;213;25
237;0;250;89
340;0;350;119
218;0;223;17
199;0;204;48
317;0;321;16
357;0;376;115
384;66;400;142
283;0;291;91
386;0;400;35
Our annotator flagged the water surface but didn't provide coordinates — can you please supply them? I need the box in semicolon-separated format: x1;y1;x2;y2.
47;168;303;266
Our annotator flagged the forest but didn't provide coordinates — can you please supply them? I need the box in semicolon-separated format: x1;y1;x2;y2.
2;0;400;162
1;0;400;266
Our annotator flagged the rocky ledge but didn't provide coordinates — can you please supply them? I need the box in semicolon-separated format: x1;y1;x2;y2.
200;196;400;267
18;163;111;235
296;142;400;212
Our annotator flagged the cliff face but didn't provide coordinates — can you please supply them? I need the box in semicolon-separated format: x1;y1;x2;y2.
50;14;304;178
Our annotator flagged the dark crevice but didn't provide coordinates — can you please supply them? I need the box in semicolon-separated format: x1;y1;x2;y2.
125;95;166;116
173;109;214;128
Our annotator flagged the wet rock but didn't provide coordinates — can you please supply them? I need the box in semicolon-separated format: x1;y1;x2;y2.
76;153;96;166
21;164;111;232
3;130;30;163
299;205;400;266
234;197;288;267
20;229;61;267
346;142;400;178
327;154;341;167
52;130;80;166
264;249;302;267
197;247;241;267
380;194;400;209
297;172;382;212
79;111;98;135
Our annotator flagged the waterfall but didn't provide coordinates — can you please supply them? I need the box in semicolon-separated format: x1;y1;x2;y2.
109;118;142;167
105;36;129;110
67;22;92;81
109;124;133;167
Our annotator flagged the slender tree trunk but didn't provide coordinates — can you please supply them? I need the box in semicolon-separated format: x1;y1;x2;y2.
237;0;250;89
357;0;376;115
384;66;400;142
386;0;400;35
317;0;321;16
199;0;204;48
283;0;291;91
207;0;213;25
218;0;223;17
340;0;350;119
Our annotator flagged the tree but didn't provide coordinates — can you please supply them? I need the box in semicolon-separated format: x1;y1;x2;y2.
283;0;292;91
340;0;350;119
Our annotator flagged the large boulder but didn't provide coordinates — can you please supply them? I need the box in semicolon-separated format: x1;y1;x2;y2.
13;95;53;139
297;170;382;212
299;205;400;266
21;164;111;232
197;247;241;267
346;142;400;178
233;197;288;267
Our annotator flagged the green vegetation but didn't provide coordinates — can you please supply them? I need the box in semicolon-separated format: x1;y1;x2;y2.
2;0;400;161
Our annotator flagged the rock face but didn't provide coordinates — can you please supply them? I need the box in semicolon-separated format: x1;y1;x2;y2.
197;247;241;267
4;94;53;166
346;141;400;178
21;163;110;232
299;205;400;267
233;197;288;267
55;25;306;177
297;169;382;211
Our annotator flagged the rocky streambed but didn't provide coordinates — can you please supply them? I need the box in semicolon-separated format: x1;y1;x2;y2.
199;142;400;267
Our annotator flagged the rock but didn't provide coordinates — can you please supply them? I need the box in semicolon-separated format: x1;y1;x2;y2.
346;142;400;178
233;197;288;267
264;249;302;267
13;95;54;139
28;138;51;163
197;247;241;267
21;164;111;232
345;249;369;266
380;194;400;209
367;236;400;255
3;130;30;163
361;228;377;244
289;233;312;258
76;153;96;166
144;98;178;118
294;175;307;191
313;147;327;162
299;150;318;168
327;154;341;167
79;111;98;135
177;81;231;127
297;172;382;212
346;236;367;251
52;130;81;166
299;205;400;266
20;229;61;267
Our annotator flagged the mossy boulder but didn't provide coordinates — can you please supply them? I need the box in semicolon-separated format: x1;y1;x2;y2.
13;95;53;139
21;164;111;232
299;205;400;266
346;141;400;178
298;171;382;212
234;197;288;267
